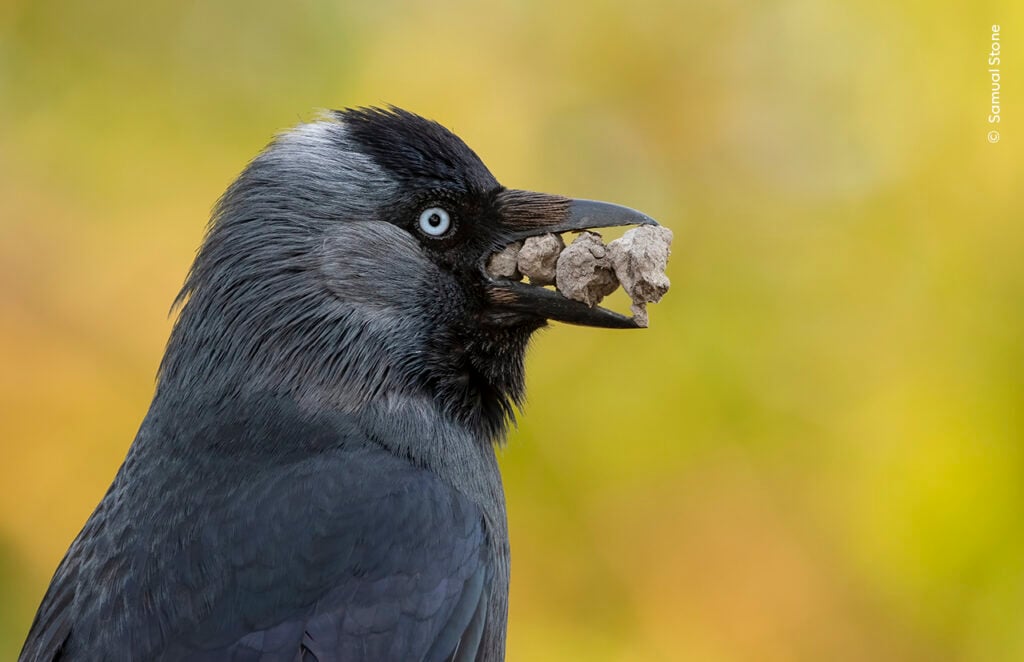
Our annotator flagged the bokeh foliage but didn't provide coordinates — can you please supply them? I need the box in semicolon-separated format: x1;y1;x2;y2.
1;0;1021;659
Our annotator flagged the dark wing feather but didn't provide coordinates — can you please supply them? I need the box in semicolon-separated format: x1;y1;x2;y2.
19;563;74;660
20;398;491;662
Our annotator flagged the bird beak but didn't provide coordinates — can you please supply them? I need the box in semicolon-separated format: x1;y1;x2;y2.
482;190;659;329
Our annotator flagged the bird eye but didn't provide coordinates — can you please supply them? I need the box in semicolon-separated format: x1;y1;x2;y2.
418;207;451;237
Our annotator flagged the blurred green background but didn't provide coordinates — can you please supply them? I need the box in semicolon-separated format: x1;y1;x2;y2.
1;0;1022;660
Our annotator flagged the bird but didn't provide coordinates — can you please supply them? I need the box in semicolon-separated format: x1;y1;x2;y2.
20;107;658;662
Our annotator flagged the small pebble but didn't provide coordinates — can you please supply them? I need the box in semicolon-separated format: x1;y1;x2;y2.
486;241;522;280
607;225;673;328
516;234;564;285
555;232;619;307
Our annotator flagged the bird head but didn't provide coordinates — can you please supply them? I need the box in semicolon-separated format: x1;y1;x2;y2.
160;107;657;441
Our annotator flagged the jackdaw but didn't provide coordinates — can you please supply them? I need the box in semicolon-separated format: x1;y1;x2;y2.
20;107;658;662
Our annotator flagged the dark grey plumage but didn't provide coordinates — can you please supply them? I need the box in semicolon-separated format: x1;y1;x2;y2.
20;107;657;662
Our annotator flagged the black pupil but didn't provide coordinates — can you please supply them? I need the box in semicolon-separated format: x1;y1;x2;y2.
428;213;442;227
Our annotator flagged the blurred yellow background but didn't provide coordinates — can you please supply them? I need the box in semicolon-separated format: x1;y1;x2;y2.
1;1;1022;660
